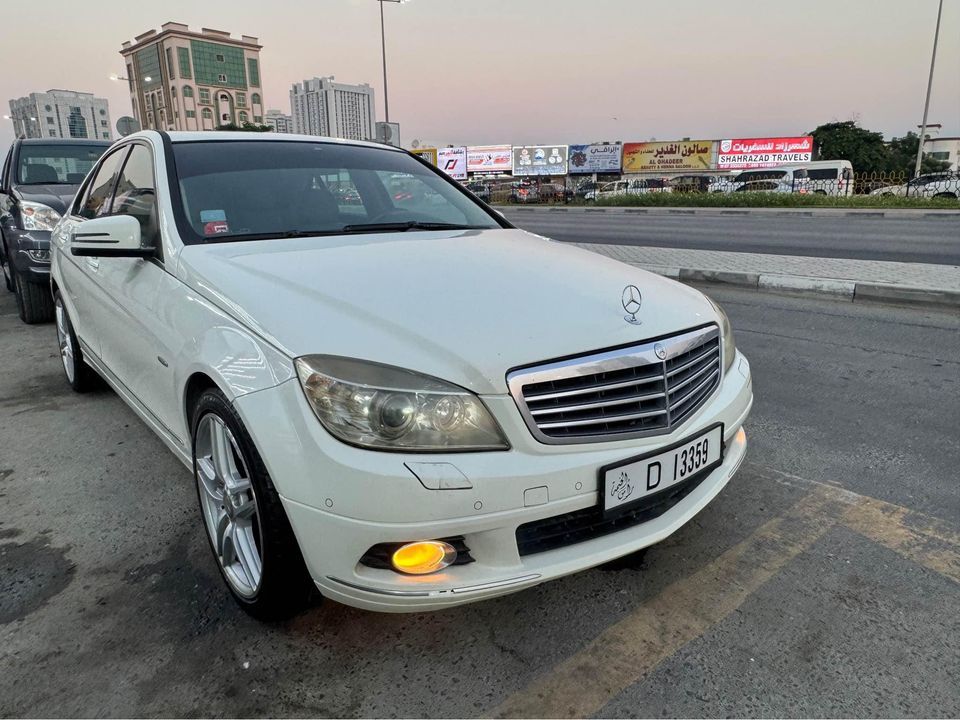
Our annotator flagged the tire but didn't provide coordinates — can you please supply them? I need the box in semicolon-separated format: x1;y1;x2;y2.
933;192;957;200
1;259;12;292
192;388;315;621
1;235;13;292
14;269;54;324
54;290;100;392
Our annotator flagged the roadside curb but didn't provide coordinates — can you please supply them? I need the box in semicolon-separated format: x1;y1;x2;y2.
631;265;960;309
497;205;960;219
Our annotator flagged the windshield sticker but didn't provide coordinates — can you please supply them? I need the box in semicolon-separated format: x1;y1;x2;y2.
200;210;229;236
200;209;227;223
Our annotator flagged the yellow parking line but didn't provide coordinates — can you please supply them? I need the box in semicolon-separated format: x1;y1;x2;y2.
491;485;850;719
842;494;960;584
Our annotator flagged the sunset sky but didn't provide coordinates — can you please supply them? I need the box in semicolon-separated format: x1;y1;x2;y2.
1;0;958;153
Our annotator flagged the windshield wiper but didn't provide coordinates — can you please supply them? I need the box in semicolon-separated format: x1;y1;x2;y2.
200;229;344;243
340;221;484;233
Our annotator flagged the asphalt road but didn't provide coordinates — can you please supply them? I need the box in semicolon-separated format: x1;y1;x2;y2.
502;209;960;266
1;285;958;717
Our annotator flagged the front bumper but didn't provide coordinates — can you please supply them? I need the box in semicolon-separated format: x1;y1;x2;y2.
234;352;753;612
7;229;52;283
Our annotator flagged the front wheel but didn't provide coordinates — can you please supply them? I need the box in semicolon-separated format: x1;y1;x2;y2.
192;389;314;620
54;291;100;392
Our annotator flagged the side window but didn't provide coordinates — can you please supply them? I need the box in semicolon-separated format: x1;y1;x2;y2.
77;147;129;219
112;145;159;249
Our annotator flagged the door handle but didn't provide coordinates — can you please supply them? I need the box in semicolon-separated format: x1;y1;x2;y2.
85;257;100;271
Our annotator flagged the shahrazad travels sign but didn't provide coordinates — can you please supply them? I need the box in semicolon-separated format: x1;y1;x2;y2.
717;136;814;169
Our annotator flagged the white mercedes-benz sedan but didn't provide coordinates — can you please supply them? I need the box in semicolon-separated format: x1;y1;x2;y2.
50;131;752;619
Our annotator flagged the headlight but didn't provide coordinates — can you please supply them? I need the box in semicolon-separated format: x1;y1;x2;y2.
25;248;51;263
295;355;509;451
708;299;737;373
20;202;62;232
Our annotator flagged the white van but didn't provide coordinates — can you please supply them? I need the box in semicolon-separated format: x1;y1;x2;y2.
795;160;855;196
730;161;854;197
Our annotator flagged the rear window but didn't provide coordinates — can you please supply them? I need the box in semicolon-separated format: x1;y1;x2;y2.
17;143;110;185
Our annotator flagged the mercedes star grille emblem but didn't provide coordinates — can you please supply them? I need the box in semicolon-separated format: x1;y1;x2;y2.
622;285;642;324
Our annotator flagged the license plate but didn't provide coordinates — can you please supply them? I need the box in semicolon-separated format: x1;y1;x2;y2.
600;423;724;515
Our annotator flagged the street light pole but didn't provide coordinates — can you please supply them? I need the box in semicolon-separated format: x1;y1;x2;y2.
377;0;403;124
914;0;944;178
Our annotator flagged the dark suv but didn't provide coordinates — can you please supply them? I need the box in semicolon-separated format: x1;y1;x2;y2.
1;138;111;322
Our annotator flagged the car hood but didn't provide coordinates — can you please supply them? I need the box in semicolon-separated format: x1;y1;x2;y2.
178;229;718;395
15;184;80;215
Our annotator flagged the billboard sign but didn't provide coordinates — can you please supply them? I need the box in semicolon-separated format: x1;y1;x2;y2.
717;136;814;169
410;147;438;166
569;143;622;174
512;145;568;176
622;141;713;172
467;145;513;174
437;146;468;180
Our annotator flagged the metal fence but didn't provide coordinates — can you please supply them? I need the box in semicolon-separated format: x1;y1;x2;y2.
465;170;960;204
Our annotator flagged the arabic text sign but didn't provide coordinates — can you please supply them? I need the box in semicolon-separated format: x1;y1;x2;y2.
622;141;713;172
717;136;813;169
569;143;622;174
437;147;468;180
467;145;512;174
512;145;569;176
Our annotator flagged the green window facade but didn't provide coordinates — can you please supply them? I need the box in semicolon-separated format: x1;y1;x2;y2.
190;40;247;89
177;47;192;79
134;46;163;91
198;88;211;104
247;58;260;87
186;110;196;118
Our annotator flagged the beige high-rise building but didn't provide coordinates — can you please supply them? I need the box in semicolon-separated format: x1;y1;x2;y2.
120;22;264;132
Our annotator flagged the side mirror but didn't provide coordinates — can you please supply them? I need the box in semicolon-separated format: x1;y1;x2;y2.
70;215;154;258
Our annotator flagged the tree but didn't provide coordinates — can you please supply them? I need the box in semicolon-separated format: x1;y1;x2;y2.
886;132;951;175
215;121;273;133
808;121;890;175
809;121;951;177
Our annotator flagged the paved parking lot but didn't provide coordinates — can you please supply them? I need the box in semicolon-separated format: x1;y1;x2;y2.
1;284;958;717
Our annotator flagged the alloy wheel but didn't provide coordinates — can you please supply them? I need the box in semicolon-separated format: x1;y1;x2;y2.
195;413;264;598
54;295;75;383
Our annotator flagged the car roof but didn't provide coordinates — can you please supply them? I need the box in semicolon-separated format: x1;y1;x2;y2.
17;137;111;146
151;130;398;152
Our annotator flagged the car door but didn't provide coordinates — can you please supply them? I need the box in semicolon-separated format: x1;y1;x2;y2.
55;145;131;358
0;146;13;278
92;142;185;440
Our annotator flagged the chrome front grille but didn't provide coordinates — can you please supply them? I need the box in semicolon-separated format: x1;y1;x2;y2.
507;325;721;444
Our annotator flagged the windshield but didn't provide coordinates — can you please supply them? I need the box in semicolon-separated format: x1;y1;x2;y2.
171;140;503;243
17;143;110;185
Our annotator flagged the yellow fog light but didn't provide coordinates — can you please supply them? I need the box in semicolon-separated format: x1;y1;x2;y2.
391;541;457;575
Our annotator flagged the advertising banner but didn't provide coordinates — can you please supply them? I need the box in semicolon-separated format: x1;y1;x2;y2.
569;143;622;174
717;136;814;169
622;141;713;172
410;147;438;166
437;146;468;180
512;145;569;176
467;145;513;174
